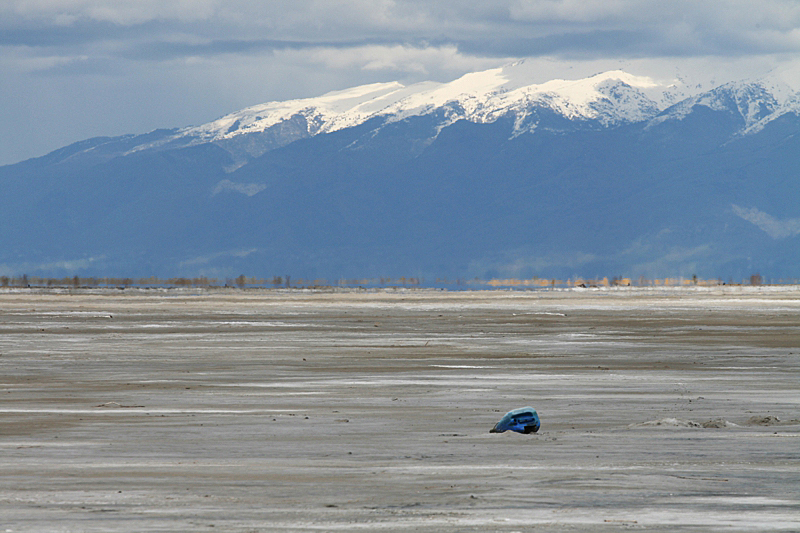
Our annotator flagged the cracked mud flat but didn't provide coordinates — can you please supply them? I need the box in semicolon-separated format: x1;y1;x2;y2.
0;286;798;532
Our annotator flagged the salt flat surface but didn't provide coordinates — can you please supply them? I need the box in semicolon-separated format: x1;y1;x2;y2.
0;287;798;532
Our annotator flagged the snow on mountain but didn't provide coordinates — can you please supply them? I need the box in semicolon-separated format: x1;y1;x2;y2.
156;61;692;151
742;92;800;135
7;62;800;281
379;66;674;134
649;66;800;135
737;68;800;135
183;81;408;141
648;80;782;130
126;61;800;157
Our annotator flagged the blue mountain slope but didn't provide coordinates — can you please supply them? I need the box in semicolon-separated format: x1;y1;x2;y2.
1;79;798;280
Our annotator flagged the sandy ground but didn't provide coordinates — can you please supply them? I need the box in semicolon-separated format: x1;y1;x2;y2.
0;286;798;532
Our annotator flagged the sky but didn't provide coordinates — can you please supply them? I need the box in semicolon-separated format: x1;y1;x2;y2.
3;0;800;166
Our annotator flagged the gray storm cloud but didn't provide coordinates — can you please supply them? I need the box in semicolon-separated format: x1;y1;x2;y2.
5;0;800;54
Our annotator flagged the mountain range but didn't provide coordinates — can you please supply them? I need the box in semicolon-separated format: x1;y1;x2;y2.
3;60;800;282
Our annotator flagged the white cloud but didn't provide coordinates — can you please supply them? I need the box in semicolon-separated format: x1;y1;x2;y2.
212;179;266;197
0;47;88;74
285;44;514;78
467;248;598;278
732;205;800;239
0;255;108;274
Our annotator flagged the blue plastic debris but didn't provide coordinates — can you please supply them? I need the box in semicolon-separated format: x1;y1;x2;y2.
490;406;540;434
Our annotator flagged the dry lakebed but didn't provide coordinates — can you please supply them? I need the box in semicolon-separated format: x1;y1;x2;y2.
0;286;798;532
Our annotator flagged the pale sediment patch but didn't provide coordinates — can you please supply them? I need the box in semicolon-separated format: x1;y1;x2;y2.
632;418;739;428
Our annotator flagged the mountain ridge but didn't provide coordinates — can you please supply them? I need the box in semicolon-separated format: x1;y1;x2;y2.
2;62;799;281
19;61;800;171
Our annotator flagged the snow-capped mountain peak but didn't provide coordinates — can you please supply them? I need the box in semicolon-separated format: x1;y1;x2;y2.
170;63;686;151
734;67;800;135
126;61;800;160
381;68;670;126
648;68;800;135
182;81;408;141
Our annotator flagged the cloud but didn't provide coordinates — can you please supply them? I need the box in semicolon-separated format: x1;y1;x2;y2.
505;0;800;56
467;248;598;278
732;205;800;239
212;179;266;197
7;0;800;57
291;43;514;77
7;1;800;72
4;0;216;25
0;255;108;275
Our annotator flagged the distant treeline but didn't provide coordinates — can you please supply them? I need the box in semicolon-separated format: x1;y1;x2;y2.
0;275;421;289
0;273;793;289
480;274;778;287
